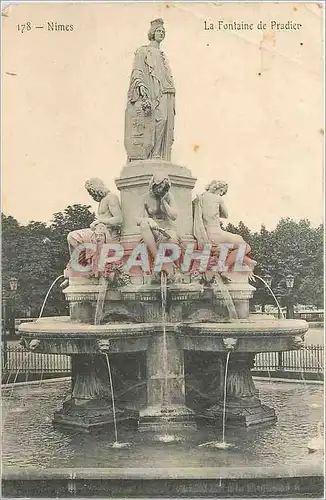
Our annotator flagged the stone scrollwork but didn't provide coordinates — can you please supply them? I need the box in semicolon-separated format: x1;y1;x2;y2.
290;335;305;349
29;339;41;351
106;263;131;289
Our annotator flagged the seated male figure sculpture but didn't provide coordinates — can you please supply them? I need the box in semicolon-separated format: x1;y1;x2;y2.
137;173;179;275
65;178;123;277
193;180;256;279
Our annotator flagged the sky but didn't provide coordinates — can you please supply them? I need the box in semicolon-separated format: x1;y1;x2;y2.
2;1;324;230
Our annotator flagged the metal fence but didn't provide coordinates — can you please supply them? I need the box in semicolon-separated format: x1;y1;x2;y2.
254;344;324;373
2;347;71;379
1;345;324;381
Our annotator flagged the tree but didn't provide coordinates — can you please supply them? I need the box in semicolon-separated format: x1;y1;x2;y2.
251;219;324;311
1;204;95;319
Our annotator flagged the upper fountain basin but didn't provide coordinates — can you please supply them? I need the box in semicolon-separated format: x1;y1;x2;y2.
18;315;308;355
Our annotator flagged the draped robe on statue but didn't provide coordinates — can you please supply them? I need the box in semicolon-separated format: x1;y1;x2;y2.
125;45;175;161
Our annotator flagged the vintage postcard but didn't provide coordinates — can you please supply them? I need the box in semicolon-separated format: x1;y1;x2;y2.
1;1;324;498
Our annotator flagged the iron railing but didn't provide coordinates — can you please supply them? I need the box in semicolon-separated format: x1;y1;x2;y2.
1;344;324;379
254;344;324;373
1;347;71;380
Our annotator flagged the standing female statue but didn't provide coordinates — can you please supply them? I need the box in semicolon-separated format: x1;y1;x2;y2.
125;19;175;162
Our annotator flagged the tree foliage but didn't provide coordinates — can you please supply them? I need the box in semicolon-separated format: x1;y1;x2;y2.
1;209;324;319
2;205;95;318
226;218;324;309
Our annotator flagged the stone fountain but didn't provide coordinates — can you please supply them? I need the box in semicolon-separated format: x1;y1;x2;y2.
19;18;308;435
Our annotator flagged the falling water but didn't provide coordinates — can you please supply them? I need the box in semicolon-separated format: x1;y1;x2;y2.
4;346;30;385
160;272;169;406
299;356;307;389
199;351;233;450
105;353;118;443
104;353;130;449
3;352;32;423
157;272;179;443
37;275;65;320
221;351;231;444
38;368;44;388
212;274;238;321
252;275;285;319
94;276;108;326
93;274;129;448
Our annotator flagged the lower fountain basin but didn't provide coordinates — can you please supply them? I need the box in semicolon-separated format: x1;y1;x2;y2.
2;379;323;498
17;315;309;433
19;316;308;354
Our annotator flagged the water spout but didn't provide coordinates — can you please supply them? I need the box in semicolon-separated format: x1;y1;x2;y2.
160;272;169;407
104;353;130;449
94;276;108;326
37;275;65;320
212;274;238;321
198;351;234;450
253;274;285;319
222;352;231;444
3;351;32;423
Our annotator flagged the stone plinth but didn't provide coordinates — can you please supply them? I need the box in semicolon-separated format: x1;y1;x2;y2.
63;278;254;324
53;354;139;433
197;353;276;428
115;159;196;242
139;331;196;431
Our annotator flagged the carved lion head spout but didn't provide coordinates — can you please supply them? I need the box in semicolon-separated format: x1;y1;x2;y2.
222;337;238;351
291;335;305;349
96;339;111;353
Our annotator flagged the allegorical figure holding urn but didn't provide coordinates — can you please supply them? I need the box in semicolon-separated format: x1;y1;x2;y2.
125;18;175;162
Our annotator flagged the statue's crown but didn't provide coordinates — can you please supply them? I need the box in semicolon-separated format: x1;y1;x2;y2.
150;18;164;29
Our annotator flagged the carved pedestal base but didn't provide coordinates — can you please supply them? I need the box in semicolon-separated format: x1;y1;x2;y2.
139;333;196;431
197;398;276;429
197;353;277;429
139;404;196;432
53;354;139;433
53;398;139;433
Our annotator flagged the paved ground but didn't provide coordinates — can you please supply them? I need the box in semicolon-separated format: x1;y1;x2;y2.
304;327;324;346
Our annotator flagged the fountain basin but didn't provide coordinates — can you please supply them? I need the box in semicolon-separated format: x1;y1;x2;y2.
19;316;308;354
18;316;309;431
2;379;323;497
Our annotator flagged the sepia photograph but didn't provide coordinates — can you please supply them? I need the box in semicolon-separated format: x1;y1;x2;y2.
1;1;324;497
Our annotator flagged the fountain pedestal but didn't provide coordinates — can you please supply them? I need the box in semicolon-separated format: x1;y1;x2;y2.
139;331;196;431
53;354;139;433
19;315;308;434
197;353;276;428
